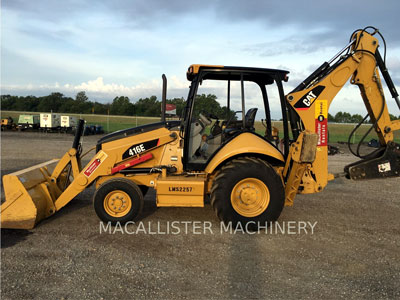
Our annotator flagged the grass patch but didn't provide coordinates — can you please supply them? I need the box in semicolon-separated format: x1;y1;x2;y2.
1;111;165;132
254;121;400;143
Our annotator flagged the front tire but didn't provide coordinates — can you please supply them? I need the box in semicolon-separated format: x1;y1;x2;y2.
93;178;144;225
211;157;284;228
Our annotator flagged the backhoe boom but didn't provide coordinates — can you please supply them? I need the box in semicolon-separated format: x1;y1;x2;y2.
284;28;400;202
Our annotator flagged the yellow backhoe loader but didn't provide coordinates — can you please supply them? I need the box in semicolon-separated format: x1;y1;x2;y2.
1;117;16;131
2;26;400;229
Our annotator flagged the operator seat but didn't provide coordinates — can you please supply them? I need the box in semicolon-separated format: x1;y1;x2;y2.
223;108;258;139
244;108;258;131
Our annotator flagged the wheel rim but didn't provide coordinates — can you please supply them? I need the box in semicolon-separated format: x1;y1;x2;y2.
103;190;132;217
230;178;270;217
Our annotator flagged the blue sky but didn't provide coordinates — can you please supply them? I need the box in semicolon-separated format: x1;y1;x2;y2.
1;0;400;118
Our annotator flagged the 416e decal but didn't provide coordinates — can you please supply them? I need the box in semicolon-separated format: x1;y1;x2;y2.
122;139;159;159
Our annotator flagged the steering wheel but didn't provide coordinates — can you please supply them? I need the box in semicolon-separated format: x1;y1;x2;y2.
225;111;242;128
199;113;212;126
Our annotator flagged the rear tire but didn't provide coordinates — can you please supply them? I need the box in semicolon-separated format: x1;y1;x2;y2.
93;178;143;225
211;157;284;228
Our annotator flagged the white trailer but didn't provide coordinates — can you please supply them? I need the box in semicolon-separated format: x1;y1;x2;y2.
60;115;77;130
40;113;61;131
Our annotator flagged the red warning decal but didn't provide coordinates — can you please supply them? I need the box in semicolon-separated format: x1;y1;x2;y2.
315;119;328;146
315;100;328;146
84;159;101;177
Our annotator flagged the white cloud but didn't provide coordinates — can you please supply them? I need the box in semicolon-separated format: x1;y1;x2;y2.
1;76;189;102
2;0;399;120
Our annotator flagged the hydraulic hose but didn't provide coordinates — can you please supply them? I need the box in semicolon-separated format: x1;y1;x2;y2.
73;119;85;151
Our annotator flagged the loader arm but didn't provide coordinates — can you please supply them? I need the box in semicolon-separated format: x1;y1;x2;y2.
1;119;170;229
283;27;400;205
53;149;113;211
1;120;84;229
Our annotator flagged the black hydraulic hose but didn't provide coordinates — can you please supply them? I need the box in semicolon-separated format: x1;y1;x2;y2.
347;86;386;159
72;119;85;151
291;62;329;93
347;114;368;157
347;27;397;159
375;49;400;110
65;119;85;183
63;164;73;190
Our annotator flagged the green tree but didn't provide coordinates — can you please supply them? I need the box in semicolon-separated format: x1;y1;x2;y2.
110;96;134;115
59;97;76;113
0;95;17;110
135;96;160;117
37;92;64;112
334;112;343;123
93;101;109;115
334;111;352;123
192;94;224;119
167;97;186;117
75;91;88;102
220;106;237;120
342;112;352;123
13;95;40;112
351;114;364;123
71;91;93;113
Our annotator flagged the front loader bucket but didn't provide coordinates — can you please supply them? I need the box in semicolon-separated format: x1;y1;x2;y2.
1;159;59;229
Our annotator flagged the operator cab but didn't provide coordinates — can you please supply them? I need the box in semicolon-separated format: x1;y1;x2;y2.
183;65;290;171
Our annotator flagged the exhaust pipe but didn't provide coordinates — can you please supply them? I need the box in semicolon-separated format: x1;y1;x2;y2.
161;74;167;122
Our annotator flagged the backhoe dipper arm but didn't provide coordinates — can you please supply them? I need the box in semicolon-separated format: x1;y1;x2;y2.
283;29;400;202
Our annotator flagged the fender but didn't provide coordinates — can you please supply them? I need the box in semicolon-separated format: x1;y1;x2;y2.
205;132;285;174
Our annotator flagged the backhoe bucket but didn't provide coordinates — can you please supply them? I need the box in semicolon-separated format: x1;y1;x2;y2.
1;159;59;229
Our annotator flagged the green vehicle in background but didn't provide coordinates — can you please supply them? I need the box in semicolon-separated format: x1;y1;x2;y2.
17;114;40;131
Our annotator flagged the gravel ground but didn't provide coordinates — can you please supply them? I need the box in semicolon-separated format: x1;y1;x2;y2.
1;131;400;299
